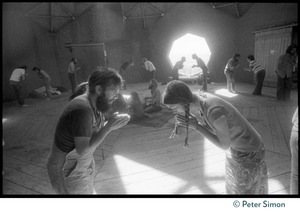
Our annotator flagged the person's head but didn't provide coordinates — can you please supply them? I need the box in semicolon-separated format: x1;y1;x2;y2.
163;80;193;113
286;45;297;55
148;79;158;90
18;66;27;70
192;54;198;59
71;57;77;63
32;67;40;72
247;55;255;62
181;57;186;62
163;80;194;146
69;82;89;101
233;53;240;60
88;67;122;113
130;91;141;103
143;58;147;62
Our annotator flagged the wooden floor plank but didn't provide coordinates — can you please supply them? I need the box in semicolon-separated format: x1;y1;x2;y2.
259;106;274;153
3;179;40;195
3;167;55;194
267;107;290;156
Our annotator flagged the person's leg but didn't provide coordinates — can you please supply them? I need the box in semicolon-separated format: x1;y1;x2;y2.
202;71;207;91
231;72;236;93
152;70;156;79
284;77;292;101
253;70;265;95
173;69;179;80
225;147;268;194
45;79;52;99
119;69;126;89
11;82;24;106
276;75;284;100
290;125;298;194
225;71;232;92
69;73;76;93
259;70;266;94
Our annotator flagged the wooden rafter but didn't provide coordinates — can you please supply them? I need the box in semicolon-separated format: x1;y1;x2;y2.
121;2;166;29
25;3;95;33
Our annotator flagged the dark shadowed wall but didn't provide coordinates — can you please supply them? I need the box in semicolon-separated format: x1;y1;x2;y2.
236;3;298;83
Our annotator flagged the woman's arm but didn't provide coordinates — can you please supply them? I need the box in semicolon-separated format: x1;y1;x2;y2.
176;114;222;149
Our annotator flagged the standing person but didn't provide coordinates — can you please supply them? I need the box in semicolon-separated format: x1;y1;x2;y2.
276;45;297;101
172;57;186;80
68;57;81;93
290;107;298;194
224;53;240;94
162;80;268;194
9;66;28;107
46;67;130;194
119;59;134;90
244;55;266;95
32;67;53;99
192;53;209;91
143;58;156;80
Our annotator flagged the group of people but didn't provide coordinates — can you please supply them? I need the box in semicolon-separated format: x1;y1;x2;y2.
9;66;53;106
46;67;267;194
224;44;297;100
224;52;266;95
43;63;297;195
172;54;209;92
8;45;297;195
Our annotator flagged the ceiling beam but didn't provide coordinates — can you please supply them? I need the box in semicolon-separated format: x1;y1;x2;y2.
234;3;240;18
57;3;75;20
25;3;46;16
146;3;165;15
123;3;139;18
214;3;235;8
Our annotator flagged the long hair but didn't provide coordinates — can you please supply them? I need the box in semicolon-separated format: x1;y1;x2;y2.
233;53;240;60
18;66;27;69
88;67;122;95
163;80;194;147
285;45;297;54
247;55;255;61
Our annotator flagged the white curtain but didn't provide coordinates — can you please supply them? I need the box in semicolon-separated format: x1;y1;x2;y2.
254;28;292;87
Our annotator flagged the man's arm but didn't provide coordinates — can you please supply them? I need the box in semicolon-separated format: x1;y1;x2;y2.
75;113;130;155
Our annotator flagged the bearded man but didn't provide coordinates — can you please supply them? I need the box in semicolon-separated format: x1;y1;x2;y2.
46;67;130;194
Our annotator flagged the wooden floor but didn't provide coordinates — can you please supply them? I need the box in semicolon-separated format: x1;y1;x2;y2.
2;82;298;195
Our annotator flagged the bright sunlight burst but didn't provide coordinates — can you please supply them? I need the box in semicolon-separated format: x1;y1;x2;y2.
169;33;211;77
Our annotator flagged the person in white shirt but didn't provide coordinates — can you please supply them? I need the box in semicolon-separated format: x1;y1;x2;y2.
244;55;266;95
9;66;28;106
68;58;81;93
143;58;156;80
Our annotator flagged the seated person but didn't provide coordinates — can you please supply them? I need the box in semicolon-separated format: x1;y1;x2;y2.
109;80;162;122
110;91;147;122
143;79;162;113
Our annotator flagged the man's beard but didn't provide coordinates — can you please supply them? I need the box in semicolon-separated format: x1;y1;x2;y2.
95;93;112;113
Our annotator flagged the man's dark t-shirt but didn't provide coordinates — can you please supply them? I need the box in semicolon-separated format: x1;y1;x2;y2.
54;95;94;153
